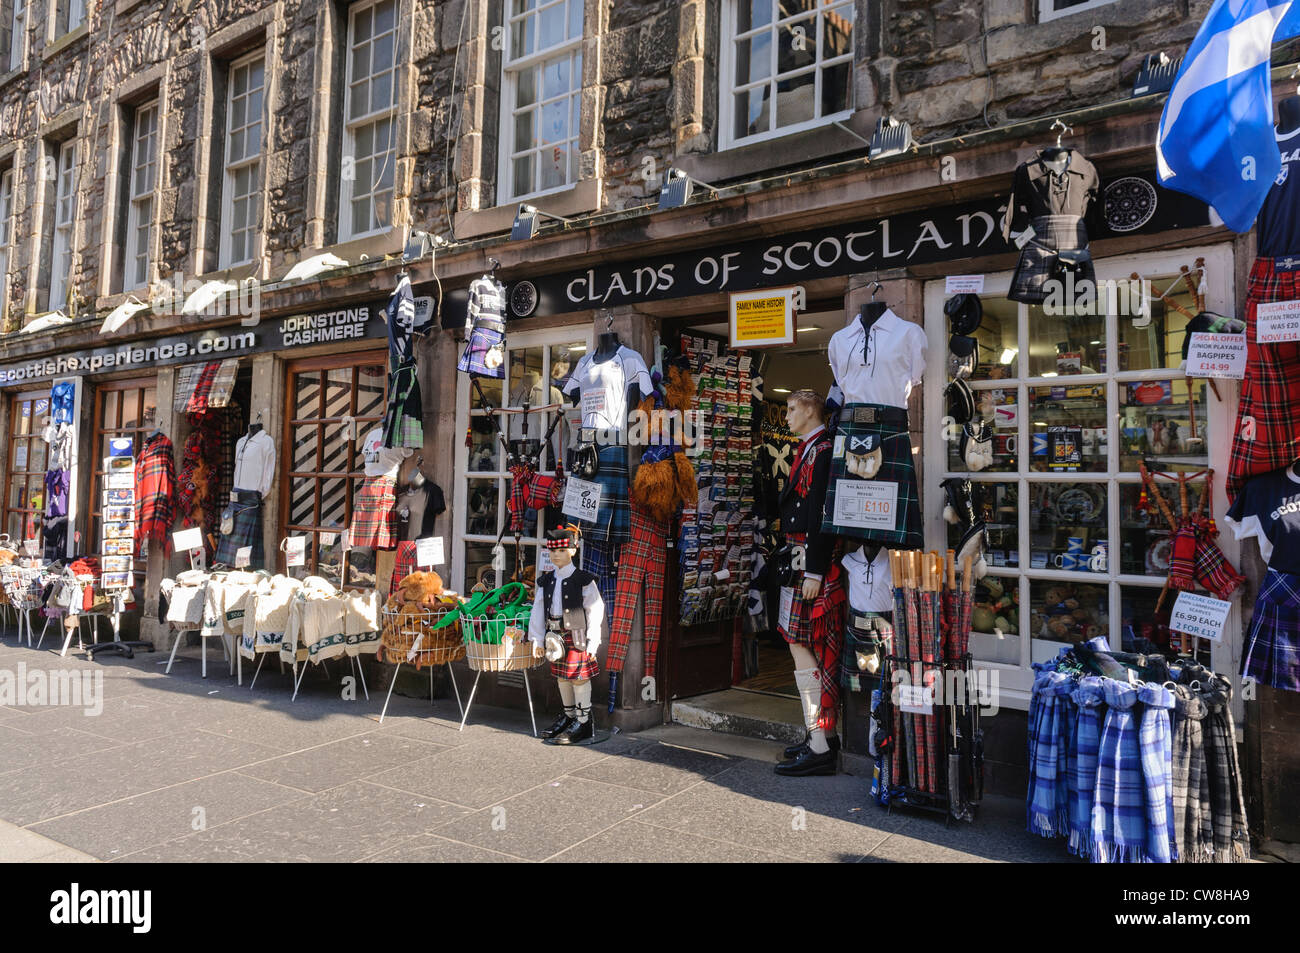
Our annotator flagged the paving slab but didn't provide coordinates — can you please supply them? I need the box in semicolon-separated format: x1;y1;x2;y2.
547;820;793;863
238;732;452;793
569;739;737;796
360;832;527;863
0;819;99;863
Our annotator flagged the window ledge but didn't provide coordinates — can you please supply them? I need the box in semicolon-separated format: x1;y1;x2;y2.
454;179;603;241
675;113;872;185
115;0;150;15
0;66;23;92
43;22;89;60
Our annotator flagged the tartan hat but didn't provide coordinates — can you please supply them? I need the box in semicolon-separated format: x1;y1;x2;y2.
545;523;582;550
944;293;983;335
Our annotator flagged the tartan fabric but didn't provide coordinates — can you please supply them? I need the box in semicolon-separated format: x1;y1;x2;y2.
550;625;600;680
1200;678;1249;862
1242;568;1300;692
841;610;892;691
1092;680;1147;863
1008;214;1093;304
581;445;631;544
208;358;240;408
135;432;177;556
1193;536;1245;601
606;507;667;675
820;405;922;547
1227;257;1300;500
1069;676;1106;858
778;532;845;732
507;465;556;534
213;490;263;566
382;362;424;450
916;587;944;794
457;316;506;378
185;361;221;415
351;475;399;551
1137;682;1175;864
580;536;618;608
1168;525;1198;591
1170;684;1211;863
1027;665;1070;838
389;540;418;595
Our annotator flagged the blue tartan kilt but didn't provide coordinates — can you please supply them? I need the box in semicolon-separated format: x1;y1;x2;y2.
457;319;505;378
581;445;630;544
1243;569;1300;693
214;490;264;567
820;407;922;548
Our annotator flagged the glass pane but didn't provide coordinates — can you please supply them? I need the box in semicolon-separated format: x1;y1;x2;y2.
1029;577;1109;647
540;143;566;190
1026;303;1105;378
1117;479;1206;578
289;476;316;527
737;0;772;32
320;422;349;475
735;33;771;86
373;30;394;74
776;15;817;74
969;575;1020;664
1117;275;1196;372
324;368;353;419
1028;383;1107;473
120;391;141;430
821;60;851;116
946;388;1017;473
370;68;392;113
506;346;548;440
374;0;395;35
568;0;582;39
356;364;387;419
736;87;768;140
29;439;46;473
293;424;319;473
468;421;500;472
470;373;502;407
294;371;321;419
514;110;535;151
1117;377;1209;472
539;0;564;48
465;541;498;594
821;3;853;58
142;389;157;431
946;480;1019;570
512;153;534;198
101;390;119;428
466;478;500;536
511;16;534;58
964;296;1018;382
542;55;570;101
773;71;816;128
1027;482;1108;573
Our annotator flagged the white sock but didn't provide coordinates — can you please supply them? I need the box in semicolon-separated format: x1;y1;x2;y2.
573;680;592;722
557;679;576;711
794;668;830;754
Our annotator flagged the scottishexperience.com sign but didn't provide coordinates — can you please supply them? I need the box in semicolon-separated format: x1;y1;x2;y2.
0;303;385;385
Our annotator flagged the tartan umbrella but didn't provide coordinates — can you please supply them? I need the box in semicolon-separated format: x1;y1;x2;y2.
888;550;909;789
917;553;942;794
902;551;923;792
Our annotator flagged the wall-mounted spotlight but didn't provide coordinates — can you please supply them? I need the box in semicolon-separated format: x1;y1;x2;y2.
510;204;573;241
1132;52;1181;98
868;116;913;160
657;168;718;211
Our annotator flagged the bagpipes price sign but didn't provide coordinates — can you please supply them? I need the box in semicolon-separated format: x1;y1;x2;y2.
1169;591;1231;643
1255;299;1300;343
562;476;603;522
1186;333;1246;379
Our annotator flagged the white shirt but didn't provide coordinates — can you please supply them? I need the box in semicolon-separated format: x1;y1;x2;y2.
563;346;654;435
827;309;926;408
42;420;75;471
361;427;411;478
841;546;894;613
527;560;604;656
233;429;276;497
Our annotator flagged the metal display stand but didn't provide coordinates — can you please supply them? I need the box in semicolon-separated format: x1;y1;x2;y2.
377;605;466;722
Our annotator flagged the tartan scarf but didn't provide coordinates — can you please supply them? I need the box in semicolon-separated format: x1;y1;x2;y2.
1137;682;1175;863
1027;664;1071;838
791;429;830;498
1069;676;1106;858
1092;679;1146;863
1170;683;1211;863
135;432;177;556
1200;679;1250;862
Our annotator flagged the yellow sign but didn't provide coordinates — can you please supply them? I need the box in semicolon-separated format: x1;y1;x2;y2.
729;287;796;348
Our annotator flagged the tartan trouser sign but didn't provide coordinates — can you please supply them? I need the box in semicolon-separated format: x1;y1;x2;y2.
607;508;668;675
777;532;846;732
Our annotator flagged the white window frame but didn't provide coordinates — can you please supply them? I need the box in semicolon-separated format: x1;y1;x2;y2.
452;324;593;593
497;0;584;203
922;243;1240;711
0;169;12;321
220;52;265;268
124;101;158;291
48;139;76;313
7;0;25;73
338;0;398;243
718;0;855;151
65;0;84;33
1038;0;1119;23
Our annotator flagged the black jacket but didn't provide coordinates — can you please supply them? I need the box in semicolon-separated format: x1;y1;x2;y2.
537;567;598;615
778;430;834;576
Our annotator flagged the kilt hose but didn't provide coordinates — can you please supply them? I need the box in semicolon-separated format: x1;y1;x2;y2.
607;508;668;675
1227;257;1300;500
550;626;600;681
821;404;923;548
214;489;264;567
1008;214;1093;304
580;535;618;608
351;475;399;550
777;532;847;732
580;445;631;544
382;362;424;450
1242;569;1300;693
389;540;418;595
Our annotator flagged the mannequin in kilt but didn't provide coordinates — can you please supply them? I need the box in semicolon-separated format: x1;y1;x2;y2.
527;525;606;744
775;390;846;777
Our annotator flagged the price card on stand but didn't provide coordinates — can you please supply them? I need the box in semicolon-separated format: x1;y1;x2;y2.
416;536;445;567
22;539;39;556
235;547;252;568
319;532;336;548
831;480;898;531
284;536;306;568
1256;300;1300;343
899;683;935;715
173;527;203;552
1169;591;1232;643
1186;333;1247;379
562;476;602;522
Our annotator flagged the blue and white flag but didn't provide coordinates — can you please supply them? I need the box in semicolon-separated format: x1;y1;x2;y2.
1157;0;1300;232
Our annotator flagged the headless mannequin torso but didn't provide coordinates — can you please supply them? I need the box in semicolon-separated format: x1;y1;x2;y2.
1280;96;1300;135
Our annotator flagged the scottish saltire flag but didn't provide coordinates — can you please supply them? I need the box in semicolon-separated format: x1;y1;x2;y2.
1157;0;1300;232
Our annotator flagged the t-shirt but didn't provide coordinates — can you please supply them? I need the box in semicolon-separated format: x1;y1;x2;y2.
1225;465;1300;572
1257;126;1300;259
395;479;446;541
362;427;409;478
841;545;894;612
562;345;654;436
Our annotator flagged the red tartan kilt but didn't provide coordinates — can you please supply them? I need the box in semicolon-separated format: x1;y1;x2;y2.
779;568;846;649
389;540;418;594
351;475;398;550
551;630;600;680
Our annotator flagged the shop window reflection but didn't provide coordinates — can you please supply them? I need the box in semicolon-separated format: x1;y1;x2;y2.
1028;482;1107;573
1118;377;1208;471
1028;384;1106;473
1029;577;1108;646
1026;303;1105;378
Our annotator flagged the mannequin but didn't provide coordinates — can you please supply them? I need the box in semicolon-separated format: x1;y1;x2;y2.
389;459;447;594
216;415;274;568
774;389;845;777
529;524;606;742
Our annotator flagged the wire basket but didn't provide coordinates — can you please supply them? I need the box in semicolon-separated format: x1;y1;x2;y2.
0;567;44;611
379;602;465;669
462;612;545;672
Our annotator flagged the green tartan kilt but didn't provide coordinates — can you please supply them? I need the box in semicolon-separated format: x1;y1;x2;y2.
820;407;923;548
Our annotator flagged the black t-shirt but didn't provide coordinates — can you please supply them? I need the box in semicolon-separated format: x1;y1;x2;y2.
1256;127;1300;258
1226;466;1300;572
395;479;446;542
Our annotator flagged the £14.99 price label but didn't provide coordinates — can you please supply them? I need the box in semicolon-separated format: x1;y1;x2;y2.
1256;299;1300;343
1185;332;1247;380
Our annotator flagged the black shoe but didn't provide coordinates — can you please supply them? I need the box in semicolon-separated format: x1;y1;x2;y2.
554;717;594;745
782;733;840;760
542;713;575;740
774;743;838;777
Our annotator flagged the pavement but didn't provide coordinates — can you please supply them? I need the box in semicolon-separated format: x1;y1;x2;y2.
0;630;1071;863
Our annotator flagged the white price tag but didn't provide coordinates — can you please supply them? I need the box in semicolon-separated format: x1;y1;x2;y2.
340;530;350;552
416;536;445;567
284;536;307;568
994;403;1019;429
831;480;898;531
562;476;603;522
1169;591;1231;643
945;275;985;294
22;539;39;556
1186;332;1247;380
581;389;607;419
1015;225;1036;249
319;532;336;547
14;446;26;470
899;683;935;715
537;546;556;575
777;586;794;632
1256;299;1300;343
173;527;203;551
235;546;252;568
